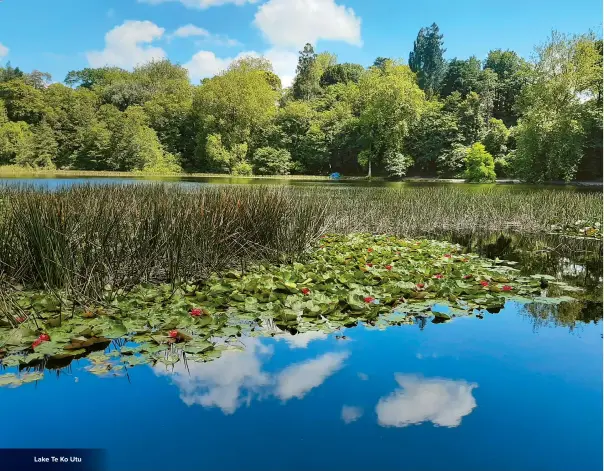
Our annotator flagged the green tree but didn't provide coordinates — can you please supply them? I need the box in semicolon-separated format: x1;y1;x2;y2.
43;84;99;168
292;43;318;100
443;91;486;145
205;133;249;174
0;62;25;83
320;63;365;87
484;49;530;126
406;101;461;174
193;56;278;170
0;79;47;124
408;23;447;97
464;142;496;182
0;120;31;164
358;61;426;176
17;121;58;168
515;32;602;182
482;118;509;158
252;147;293;175
440;57;483;97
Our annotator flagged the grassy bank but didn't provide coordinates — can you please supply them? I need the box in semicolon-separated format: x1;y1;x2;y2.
0;184;601;299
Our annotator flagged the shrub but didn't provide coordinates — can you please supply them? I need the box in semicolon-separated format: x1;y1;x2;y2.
437;144;467;178
464;142;496;182
252;147;293;175
384;151;413;178
232;161;253;176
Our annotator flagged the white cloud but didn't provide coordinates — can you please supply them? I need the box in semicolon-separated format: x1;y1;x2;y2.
275;351;349;400
263;48;298;87
341;405;363;424
86;20;166;69
172;24;210;38
184;47;298;87
154;339;272;415
185;50;248;82
139;0;258;9
0;43;9;60
376;374;478;428
254;0;362;49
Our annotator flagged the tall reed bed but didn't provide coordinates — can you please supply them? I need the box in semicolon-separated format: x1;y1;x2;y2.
0;184;328;299
0;183;601;301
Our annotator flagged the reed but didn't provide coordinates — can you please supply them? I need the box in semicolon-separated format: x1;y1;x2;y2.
0;183;601;302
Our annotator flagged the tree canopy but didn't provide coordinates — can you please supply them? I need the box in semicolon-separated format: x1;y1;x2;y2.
0;26;600;182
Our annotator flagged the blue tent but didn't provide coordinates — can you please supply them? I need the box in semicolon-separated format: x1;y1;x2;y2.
329;172;341;180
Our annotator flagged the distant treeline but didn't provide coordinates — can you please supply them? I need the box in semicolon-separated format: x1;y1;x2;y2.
0;25;601;182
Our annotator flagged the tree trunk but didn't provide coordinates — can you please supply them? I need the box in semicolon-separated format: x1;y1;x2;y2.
367;158;372;178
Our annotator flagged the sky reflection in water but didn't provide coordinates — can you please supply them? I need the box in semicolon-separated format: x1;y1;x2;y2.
1;301;601;471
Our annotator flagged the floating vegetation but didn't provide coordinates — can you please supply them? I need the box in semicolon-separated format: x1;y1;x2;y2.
0;233;586;387
549;220;602;239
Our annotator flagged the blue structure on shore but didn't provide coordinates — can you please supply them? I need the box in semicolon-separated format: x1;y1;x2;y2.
329;172;341;180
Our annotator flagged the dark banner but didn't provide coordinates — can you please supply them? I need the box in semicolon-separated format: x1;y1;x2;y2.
0;449;106;471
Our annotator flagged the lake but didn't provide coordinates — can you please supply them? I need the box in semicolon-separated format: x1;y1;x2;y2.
0;177;602;471
0;174;602;192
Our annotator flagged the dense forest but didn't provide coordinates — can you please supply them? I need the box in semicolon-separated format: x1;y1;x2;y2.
0;25;601;182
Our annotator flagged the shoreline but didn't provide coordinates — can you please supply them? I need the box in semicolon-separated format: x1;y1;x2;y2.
0;168;601;187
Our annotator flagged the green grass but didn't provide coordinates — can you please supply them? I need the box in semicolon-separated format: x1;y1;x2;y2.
0;183;601;301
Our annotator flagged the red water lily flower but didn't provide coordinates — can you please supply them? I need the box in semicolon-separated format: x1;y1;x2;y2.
396;251;401;255
190;308;202;317
363;296;375;303
169;330;179;338
367;248;373;253
366;263;373;267
480;280;489;287
416;283;425;289
444;254;452;258
15;316;26;323
434;274;444;279
32;339;43;349
385;265;393;270
502;285;513;291
463;274;473;280
301;287;311;295
38;334;50;342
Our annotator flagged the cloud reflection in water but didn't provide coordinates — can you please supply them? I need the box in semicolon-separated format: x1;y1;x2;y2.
376;374;478;428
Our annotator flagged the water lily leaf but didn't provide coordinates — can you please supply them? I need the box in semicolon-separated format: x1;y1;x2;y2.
0;373;22;387
1;355;22;367
21;372;44;384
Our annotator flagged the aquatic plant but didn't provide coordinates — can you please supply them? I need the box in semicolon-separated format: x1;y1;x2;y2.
0;184;601;302
0;234;584;386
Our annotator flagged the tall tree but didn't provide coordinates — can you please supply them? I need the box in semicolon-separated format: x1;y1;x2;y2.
358;61;426;176
292;43;318;100
408;23;447;97
515;32;602;182
484;49;530;126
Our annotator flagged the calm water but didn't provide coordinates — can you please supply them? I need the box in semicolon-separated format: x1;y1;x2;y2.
0;177;602;471
1;303;601;471
0;175;602;192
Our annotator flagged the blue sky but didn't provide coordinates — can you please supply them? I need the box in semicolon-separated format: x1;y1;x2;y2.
0;0;601;86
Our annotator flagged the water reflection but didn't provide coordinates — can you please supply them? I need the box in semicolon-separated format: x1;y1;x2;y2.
275;351;349;401
341;405;363;424
376;374;478;428
154;341;349;412
153;338;272;414
277;331;328;349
